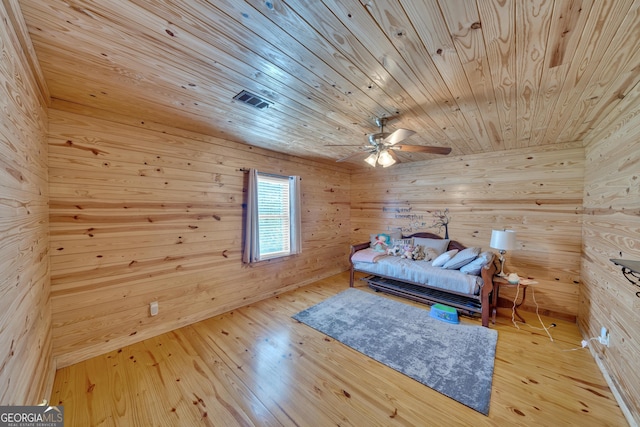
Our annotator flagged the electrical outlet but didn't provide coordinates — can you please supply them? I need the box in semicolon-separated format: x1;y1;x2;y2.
150;301;159;316
599;326;609;347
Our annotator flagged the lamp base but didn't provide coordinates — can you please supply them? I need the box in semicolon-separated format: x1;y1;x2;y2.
497;252;507;277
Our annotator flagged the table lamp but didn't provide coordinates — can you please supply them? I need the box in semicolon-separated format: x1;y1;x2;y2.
490;229;517;277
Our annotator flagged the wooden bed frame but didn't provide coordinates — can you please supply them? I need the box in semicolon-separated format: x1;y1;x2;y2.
349;232;497;327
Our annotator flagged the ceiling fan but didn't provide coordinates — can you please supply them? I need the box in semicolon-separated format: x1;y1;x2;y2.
335;117;452;167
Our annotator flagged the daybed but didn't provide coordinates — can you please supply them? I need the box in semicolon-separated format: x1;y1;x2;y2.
349;232;497;327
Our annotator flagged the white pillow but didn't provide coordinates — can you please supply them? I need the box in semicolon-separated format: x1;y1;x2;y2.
443;247;481;270
431;249;459;267
413;238;450;255
460;252;494;275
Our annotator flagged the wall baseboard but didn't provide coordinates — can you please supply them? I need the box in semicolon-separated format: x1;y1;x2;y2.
580;325;637;427
42;357;57;406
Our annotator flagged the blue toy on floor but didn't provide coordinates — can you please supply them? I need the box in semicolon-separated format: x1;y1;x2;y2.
430;303;460;324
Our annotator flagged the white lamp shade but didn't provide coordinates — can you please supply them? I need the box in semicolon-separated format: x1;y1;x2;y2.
364;152;378;167
490;229;517;251
377;150;396;167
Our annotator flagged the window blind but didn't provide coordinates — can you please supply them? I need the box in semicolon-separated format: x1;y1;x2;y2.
257;173;291;259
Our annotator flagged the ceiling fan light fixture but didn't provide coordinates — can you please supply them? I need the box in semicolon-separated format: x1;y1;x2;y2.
364;152;379;167
337;115;450;167
378;150;396;167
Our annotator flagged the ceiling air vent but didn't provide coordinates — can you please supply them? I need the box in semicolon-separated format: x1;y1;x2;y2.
233;90;273;110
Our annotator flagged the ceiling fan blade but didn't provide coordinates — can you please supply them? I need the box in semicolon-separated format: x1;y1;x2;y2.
391;145;452;155
383;128;415;145
336;151;371;162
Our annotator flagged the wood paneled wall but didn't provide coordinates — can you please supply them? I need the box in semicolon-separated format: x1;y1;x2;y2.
581;99;640;423
350;143;584;320
0;1;52;404
47;103;351;367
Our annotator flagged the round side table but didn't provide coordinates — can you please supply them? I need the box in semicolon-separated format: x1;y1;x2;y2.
491;276;536;323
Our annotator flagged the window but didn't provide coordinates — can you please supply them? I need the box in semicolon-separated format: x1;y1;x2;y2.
257;174;292;258
243;169;301;263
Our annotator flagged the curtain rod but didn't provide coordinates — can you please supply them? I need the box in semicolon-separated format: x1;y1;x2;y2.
237;168;300;180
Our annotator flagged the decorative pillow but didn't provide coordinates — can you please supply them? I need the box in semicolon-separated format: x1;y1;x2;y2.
392;238;414;248
422;247;440;262
384;238;410;256
413;238;450;256
443;247;481;269
388;230;403;240
460;252;494;275
370;233;391;252
431;249;459;267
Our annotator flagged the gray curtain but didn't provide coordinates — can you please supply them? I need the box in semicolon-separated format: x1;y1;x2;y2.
290;175;302;255
242;168;260;263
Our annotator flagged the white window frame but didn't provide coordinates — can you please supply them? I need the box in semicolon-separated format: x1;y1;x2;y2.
243;169;301;263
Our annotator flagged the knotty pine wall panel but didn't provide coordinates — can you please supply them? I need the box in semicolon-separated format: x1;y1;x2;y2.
48;108;351;367
0;1;52;404
350;143;584;319
581;109;640;423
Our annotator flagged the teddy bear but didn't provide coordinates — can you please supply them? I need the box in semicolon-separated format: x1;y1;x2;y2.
423;247;439;262
386;245;401;256
411;244;426;261
401;244;415;259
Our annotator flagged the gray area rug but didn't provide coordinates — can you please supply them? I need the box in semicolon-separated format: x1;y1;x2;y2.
292;288;498;415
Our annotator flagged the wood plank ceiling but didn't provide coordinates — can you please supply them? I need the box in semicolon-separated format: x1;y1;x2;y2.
16;0;640;165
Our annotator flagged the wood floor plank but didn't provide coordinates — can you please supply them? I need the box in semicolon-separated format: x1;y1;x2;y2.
51;272;627;426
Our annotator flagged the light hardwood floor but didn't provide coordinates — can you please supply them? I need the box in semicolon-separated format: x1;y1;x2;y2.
51;272;627;426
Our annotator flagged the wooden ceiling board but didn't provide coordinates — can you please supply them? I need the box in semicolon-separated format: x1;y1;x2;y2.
25;0;410;159
435;0;505;152
358;0;481;154
528;0;592;146
36;51;368;161
476;0;517;150
540;0;635;145
318;0;446;122
514;0;555;149
19;2;362;150
3;0;50;105
559;1;640;142
238;0;401;118
14;0;640;166
253;0;455;154
42;67;332;155
127;0;379;131
328;0;477;154
400;0;496;153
